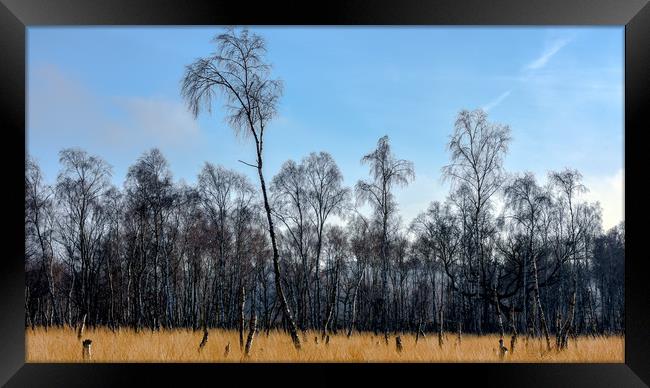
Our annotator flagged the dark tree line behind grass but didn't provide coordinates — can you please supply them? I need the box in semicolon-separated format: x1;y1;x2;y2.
25;122;624;344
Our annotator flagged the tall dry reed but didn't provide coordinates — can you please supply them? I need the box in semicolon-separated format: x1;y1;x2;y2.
26;327;624;363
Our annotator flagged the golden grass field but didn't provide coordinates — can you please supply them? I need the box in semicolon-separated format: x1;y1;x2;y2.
26;327;624;363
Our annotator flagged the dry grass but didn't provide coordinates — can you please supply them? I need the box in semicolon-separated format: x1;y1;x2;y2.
26;327;623;363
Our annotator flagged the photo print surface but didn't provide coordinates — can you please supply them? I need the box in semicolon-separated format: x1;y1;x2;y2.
25;26;624;362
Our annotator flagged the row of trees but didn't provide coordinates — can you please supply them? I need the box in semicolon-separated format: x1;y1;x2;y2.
26;29;623;353
25;131;624;342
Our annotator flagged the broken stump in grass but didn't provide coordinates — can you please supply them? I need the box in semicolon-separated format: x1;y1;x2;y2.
498;338;509;359
224;342;231;358
198;325;209;352
82;339;92;360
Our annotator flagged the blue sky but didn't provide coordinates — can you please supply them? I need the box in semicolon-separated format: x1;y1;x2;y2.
27;27;624;229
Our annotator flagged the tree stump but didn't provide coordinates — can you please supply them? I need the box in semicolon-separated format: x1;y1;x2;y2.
82;339;92;361
498;338;508;360
198;326;209;352
224;342;231;358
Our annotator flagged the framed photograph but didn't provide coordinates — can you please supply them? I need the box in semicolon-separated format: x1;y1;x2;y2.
1;0;648;386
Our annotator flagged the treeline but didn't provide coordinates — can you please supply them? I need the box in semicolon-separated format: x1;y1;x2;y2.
25;111;624;344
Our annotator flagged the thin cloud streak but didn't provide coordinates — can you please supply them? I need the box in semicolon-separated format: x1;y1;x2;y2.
525;38;572;71
481;36;573;114
483;90;512;111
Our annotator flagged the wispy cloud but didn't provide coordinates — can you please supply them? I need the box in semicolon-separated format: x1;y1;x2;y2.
481;36;573;113
114;97;201;147
525;37;572;71
482;90;512;111
29;64;202;151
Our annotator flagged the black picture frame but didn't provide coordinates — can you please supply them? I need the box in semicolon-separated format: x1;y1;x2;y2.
1;0;648;386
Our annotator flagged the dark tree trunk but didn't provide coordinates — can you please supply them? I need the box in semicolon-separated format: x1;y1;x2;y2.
256;161;301;350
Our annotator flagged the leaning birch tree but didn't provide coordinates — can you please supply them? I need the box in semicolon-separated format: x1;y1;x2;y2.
181;27;301;349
